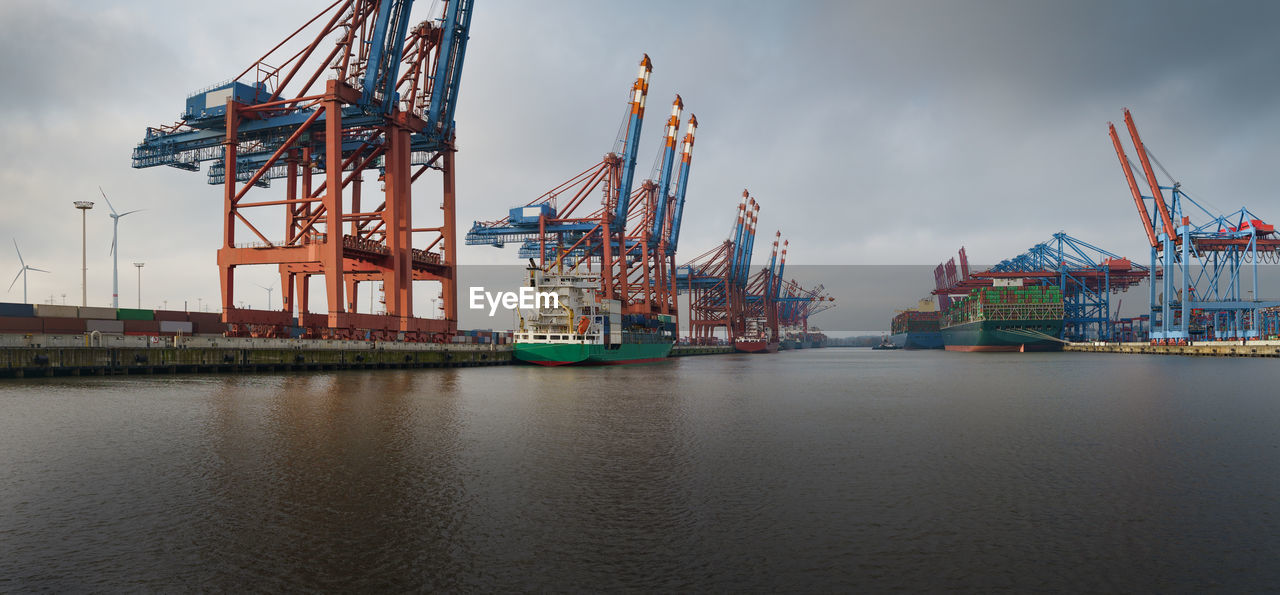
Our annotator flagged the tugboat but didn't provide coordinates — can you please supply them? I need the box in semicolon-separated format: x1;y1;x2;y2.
871;336;900;350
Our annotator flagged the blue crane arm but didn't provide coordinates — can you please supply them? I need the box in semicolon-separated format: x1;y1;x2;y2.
666;123;696;254
739;223;757;288
730;221;746;286
667;168;690;253
362;0;415;115
611;56;652;233
766;251;778;302
648;97;682;246
465;220;600;248
774;246;786;302
425;0;473;142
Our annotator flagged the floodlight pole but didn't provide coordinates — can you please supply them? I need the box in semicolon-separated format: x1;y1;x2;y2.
73;201;94;306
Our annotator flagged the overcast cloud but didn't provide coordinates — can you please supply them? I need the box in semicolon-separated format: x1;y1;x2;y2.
1;0;1278;330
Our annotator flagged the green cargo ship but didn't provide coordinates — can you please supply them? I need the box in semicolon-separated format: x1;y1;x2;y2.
514;331;674;365
940;284;1064;352
512;268;675;366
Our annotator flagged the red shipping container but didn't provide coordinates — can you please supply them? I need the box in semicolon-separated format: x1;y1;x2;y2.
193;322;227;334
154;310;190;322
189;312;222;326
41;318;87;334
0;316;42;333
123;320;161;333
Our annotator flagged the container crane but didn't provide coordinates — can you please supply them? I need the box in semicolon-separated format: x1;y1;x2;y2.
132;0;474;340
465;55;696;321
677;193;754;344
1109;109;1280;342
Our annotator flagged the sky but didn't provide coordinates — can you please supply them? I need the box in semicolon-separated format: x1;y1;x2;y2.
1;0;1279;330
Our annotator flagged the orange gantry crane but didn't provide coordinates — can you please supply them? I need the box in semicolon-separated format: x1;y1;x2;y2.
132;0;473;341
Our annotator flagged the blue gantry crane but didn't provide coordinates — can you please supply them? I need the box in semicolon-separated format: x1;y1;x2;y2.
977;233;1149;341
1110;109;1280;342
466;56;697;317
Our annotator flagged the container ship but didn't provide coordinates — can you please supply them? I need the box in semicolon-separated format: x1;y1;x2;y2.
940;283;1064;352
801;328;827;349
889;306;943;350
734;319;779;353
512;267;675;366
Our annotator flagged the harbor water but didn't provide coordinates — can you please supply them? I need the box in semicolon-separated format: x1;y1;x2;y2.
2;349;1278;590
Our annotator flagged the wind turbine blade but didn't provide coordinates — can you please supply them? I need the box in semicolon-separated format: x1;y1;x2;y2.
118;209;143;218
100;187;118;216
27;267;49;273
110;235;116;256
12;239;24;267
8;269;21;292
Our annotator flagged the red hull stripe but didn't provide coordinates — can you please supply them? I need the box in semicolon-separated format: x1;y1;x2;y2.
526;357;669;366
944;345;1058;352
587;357;670;366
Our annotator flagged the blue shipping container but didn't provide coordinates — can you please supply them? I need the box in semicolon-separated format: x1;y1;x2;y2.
0;302;34;318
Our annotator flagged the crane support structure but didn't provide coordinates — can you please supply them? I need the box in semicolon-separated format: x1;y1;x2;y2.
676;195;833;345
466;55;694;322
1110;110;1280;342
933;234;1149;341
133;0;474;340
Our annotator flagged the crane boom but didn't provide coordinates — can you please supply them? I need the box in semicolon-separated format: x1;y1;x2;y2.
1123;109;1178;239
1109;121;1159;247
649;96;682;245
612;55;652;232
361;0;415;114
666;114;697;254
425;0;473;141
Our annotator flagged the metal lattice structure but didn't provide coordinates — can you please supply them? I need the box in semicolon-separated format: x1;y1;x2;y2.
979;233;1148;341
466;56;697;320
676;192;757;343
1109;109;1280;342
933;234;1148;341
133;0;473;340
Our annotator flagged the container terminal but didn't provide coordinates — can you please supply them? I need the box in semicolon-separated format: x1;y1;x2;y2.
881;108;1280;356
5;2;1274;370
0;0;835;376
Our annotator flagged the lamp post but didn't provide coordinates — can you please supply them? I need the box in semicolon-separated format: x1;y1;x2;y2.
73;201;94;306
134;263;144;309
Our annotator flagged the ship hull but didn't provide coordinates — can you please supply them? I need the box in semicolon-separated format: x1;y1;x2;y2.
734;339;780;353
515;341;673;366
941;319;1064;352
889;331;944;350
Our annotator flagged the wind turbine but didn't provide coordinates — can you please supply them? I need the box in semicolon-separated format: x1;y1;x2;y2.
8;240;49;304
255;282;276;310
101;187;142;309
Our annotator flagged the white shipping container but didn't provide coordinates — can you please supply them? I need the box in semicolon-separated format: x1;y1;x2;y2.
34;304;79;318
78;306;117;319
86;319;125;334
159;320;194;334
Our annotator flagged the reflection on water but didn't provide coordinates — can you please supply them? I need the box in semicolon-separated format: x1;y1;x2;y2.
1;351;1279;590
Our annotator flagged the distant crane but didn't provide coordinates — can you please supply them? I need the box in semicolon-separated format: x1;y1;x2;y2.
8;240;49;304
101;187;142;309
